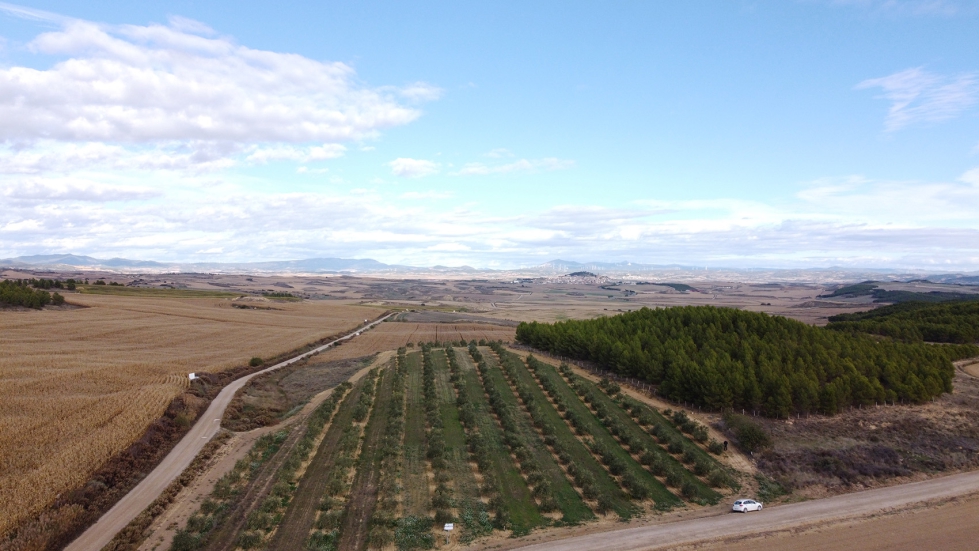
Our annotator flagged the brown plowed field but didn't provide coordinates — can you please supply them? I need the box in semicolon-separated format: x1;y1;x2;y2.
338;367;395;551
309;322;515;365
0;295;374;537
267;376;369;551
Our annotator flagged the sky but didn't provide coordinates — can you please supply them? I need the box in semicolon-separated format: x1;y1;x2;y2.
1;1;978;270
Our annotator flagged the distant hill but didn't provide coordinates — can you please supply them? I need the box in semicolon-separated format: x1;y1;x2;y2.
3;254;979;283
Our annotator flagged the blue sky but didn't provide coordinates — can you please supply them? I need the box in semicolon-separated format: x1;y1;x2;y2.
1;1;978;270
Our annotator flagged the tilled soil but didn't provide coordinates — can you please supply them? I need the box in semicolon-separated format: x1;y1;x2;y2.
337;368;395;551
265;377;367;551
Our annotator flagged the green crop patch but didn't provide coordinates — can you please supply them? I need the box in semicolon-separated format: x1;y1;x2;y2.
523;354;681;509
556;364;723;504
478;349;594;524
493;349;634;519
451;348;545;535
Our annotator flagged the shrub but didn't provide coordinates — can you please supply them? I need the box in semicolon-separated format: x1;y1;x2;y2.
682;448;697;464
681;480;699;499
692;425;709;443
708;469;729;488
707;439;724;455
665;468;683;488
723;414;772;452
249;357;263;367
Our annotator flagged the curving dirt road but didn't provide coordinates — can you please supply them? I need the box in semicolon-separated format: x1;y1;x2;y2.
511;470;979;550
65;313;393;551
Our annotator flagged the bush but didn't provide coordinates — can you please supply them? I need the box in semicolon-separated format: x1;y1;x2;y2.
249;357;263;367
723;414;772;452
707;439;724;455
708;469;729;488
395;516;435;549
680;480;699;499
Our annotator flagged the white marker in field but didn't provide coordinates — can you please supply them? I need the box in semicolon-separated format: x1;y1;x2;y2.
188;373;197;380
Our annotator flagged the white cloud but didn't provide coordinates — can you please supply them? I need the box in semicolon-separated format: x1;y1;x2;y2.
0;8;435;173
2;169;979;269
388;158;440;178
245;144;346;164
398;82;444;102
452;157;575;176
857;67;978;130
484;148;514;158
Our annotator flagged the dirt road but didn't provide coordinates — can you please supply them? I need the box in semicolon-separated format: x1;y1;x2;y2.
64;313;393;551
509;470;979;550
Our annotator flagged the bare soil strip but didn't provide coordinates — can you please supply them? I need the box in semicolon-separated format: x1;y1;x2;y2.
402;352;431;516
264;375;368;551
337;366;395;551
507;470;979;550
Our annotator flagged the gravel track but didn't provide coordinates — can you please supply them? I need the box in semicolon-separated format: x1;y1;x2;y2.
511;470;979;550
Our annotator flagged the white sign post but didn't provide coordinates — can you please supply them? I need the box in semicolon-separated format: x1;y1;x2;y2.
443;523;453;544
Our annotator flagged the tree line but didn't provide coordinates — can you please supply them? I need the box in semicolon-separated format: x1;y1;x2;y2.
827;300;979;344
515;306;979;418
0;279;66;308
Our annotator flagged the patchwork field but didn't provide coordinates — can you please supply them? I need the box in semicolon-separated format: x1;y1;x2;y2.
168;344;738;550
0;294;375;537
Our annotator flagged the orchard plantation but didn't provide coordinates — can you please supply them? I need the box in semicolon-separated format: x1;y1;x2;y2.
516;306;979;418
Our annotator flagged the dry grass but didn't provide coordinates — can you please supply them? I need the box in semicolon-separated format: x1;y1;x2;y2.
0;294;374;537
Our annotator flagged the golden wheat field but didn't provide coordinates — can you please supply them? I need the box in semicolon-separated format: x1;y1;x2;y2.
0;295;375;536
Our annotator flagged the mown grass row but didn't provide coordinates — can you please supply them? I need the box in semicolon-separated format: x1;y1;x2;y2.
302;368;380;551
475;345;595;525
400;349;429;517
450;347;544;536
554;363;724;504
429;347;492;543
517;350;681;510
491;348;636;519
169;430;289;551
366;357;408;549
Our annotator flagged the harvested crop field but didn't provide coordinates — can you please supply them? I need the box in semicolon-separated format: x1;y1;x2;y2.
0;294;375;537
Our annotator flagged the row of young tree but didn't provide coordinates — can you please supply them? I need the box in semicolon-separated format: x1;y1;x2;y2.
515;306;979;418
827;300;979;344
0;279;66;308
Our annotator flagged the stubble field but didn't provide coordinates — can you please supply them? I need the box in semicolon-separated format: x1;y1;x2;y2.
0;294;375;537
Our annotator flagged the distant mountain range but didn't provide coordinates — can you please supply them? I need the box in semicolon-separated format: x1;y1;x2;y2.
3;254;979;284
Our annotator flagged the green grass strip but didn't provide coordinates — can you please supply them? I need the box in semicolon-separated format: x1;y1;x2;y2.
494;351;635;519
559;367;723;504
525;355;682;508
479;351;594;524
427;350;491;542
452;350;545;535
401;351;430;516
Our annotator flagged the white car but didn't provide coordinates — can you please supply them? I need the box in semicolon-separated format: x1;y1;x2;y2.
732;499;763;513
